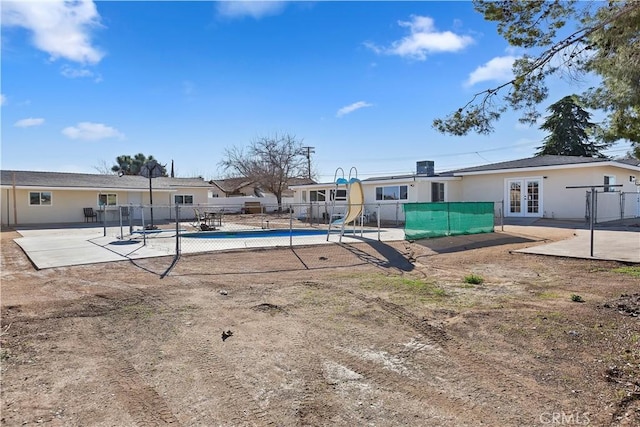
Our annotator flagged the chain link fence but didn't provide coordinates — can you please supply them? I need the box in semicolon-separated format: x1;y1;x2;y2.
586;191;640;224
101;203;405;273
93;200;513;276
102;201;510;250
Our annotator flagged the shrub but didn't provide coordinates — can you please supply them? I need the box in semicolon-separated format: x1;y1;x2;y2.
571;294;584;303
464;274;484;285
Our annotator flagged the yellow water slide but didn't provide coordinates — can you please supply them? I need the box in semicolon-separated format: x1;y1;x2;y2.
341;179;364;224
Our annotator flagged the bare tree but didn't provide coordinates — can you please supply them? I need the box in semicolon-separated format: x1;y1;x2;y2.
93;159;114;174
219;133;308;210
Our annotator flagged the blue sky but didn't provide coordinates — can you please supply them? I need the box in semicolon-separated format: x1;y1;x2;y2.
1;1;632;182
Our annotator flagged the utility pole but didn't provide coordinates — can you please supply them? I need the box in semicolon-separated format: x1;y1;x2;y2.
301;146;315;179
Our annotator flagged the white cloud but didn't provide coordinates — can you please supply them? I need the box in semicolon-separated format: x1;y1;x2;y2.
62;122;124;141
0;94;6;106
336;101;373;118
465;55;517;87
2;0;104;64
14;117;45;128
216;1;286;19
366;15;474;61
60;64;101;82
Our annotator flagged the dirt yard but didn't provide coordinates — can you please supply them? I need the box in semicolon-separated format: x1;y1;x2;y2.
1;227;639;426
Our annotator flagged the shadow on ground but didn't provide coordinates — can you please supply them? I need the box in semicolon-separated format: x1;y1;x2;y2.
414;232;539;254
338;240;414;272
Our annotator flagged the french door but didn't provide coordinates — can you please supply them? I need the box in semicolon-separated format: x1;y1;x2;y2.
506;178;542;217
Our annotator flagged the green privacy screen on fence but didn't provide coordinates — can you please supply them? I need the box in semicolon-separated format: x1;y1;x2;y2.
403;202;495;240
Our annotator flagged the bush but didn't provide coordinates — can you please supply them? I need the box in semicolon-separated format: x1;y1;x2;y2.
571;294;584;303
464;274;484;285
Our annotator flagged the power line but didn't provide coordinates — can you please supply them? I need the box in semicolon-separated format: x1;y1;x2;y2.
314;140;636;180
475;151;491;162
350;140;541;163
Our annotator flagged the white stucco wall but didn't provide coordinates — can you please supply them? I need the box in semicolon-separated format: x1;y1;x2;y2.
289;177;463;223
0;188;137;225
288;164;639;223
1;187;211;226
457;165;639;220
446;180;464;202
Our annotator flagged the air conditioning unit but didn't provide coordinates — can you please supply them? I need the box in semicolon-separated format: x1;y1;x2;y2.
416;160;435;176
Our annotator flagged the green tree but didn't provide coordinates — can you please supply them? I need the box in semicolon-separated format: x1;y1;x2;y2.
536;95;609;157
111;153;167;176
584;3;640;151
630;140;640;159
219;133;308;210
433;1;640;150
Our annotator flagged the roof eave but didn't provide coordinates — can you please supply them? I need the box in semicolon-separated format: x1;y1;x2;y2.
452;161;640;176
0;184;177;192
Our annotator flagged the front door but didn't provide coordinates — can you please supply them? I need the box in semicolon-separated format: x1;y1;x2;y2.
506;178;542;217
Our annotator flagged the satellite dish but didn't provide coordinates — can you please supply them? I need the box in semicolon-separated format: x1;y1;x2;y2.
139;160;164;178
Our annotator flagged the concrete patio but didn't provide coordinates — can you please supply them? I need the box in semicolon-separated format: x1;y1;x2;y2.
9;220;639;270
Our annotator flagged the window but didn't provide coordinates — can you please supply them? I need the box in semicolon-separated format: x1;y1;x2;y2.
29;191;51;206
431;182;445;202
98;193;117;206
174;194;194;204
302;191;307;202
310;190;326;202
375;185;408;201
330;189;347;201
604;175;616;192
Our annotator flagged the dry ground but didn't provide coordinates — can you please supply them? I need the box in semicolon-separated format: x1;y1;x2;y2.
1;227;639;426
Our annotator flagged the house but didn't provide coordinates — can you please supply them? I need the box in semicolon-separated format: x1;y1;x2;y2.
0;170;212;226
289;156;640;222
209;177;260;197
208;177;315;211
445;155;640;221
211;177;315;198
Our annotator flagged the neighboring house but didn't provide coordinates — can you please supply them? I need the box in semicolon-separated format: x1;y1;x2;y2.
210;177;258;197
280;177;316;201
289;156;640;222
0;170;212;226
211;177;315;199
208;177;315;210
